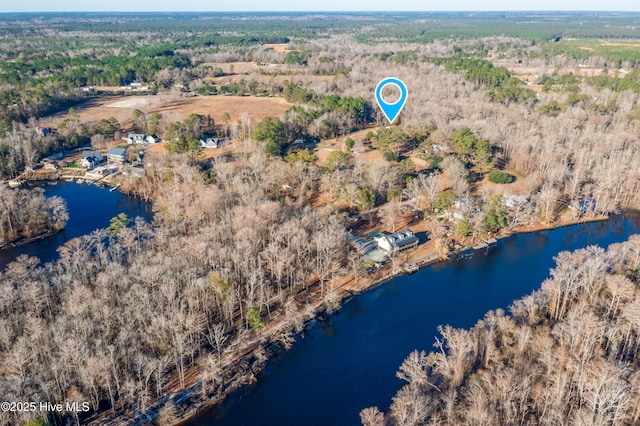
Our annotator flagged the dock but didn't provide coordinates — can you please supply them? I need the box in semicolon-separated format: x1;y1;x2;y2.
472;238;497;250
404;263;419;274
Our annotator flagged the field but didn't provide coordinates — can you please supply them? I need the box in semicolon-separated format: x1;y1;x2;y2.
263;43;294;53
490;60;626;86
539;38;640;64
149;95;293;123
200;61;263;74
40;94;293;130
202;60;335;86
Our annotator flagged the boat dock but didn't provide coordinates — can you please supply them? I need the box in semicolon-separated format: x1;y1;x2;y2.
472;238;497;250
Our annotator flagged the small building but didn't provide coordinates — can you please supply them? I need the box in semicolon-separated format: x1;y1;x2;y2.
86;166;115;180
121;165;145;179
107;147;127;165
146;135;159;144
579;199;597;215
43;161;59;170
36;126;52;137
124;134;146;145
200;137;221;149
376;229;419;255
80;150;104;169
503;194;528;209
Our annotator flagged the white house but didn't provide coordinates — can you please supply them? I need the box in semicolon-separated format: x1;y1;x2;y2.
145;135;159;144
123;134;146;144
376;230;419;255
200;138;221;149
80;150;104;169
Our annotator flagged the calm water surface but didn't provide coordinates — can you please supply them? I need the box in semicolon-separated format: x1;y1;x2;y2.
188;213;640;426
0;181;151;269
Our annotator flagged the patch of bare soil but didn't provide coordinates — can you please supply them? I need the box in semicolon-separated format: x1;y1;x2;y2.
39;94;292;131
147;95;293;124
263;43;293;53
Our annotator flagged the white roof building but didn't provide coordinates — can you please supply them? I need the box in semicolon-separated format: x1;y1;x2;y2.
376;230;420;255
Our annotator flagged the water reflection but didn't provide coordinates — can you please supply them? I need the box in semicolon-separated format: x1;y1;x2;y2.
0;182;151;269
189;213;639;426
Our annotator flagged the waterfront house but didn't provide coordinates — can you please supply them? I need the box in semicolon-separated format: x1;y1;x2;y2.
107;147;127;165
80;150;105;169
86;166;115;180
376;229;419;255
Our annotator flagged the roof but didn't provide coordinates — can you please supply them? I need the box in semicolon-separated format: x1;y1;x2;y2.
108;147;127;156
381;230;419;249
81;150;101;158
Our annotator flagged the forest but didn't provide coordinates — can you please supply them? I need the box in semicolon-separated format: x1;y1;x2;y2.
1;10;640;426
0;186;68;249
0;152;350;426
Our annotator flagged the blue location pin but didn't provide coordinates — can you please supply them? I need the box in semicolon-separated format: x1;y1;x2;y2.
375;77;408;125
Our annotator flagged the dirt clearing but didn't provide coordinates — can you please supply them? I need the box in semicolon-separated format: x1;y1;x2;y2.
263;43;293;53
40;94;293;130
150;96;293;123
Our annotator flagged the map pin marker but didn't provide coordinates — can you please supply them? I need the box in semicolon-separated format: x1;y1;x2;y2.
375;77;408;125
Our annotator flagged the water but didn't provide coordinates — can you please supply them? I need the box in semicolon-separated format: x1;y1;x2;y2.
0;181;151;269
189;213;640;426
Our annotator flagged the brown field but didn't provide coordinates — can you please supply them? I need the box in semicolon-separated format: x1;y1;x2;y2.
39;94;180;128
263;43;293;53
490;59;625;84
147;95;293;123
206;73;334;88
145;141;237;160
200;61;261;74
40;94;293;130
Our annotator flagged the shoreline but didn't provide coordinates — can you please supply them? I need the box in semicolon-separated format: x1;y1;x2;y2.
0;229;62;253
160;213;614;426
3;167;120;190
7;177;610;425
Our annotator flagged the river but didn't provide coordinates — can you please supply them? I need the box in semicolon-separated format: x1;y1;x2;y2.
187;212;640;426
0;181;151;270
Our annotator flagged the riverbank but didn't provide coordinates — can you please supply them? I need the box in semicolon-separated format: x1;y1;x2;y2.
3;163;123;190
0;229;61;252
98;213;612;426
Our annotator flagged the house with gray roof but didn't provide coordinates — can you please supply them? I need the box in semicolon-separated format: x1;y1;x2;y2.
107;147;127;165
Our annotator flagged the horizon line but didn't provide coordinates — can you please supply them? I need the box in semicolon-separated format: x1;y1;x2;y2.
2;10;640;13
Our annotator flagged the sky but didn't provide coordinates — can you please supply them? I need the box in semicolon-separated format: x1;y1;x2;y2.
2;0;640;13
